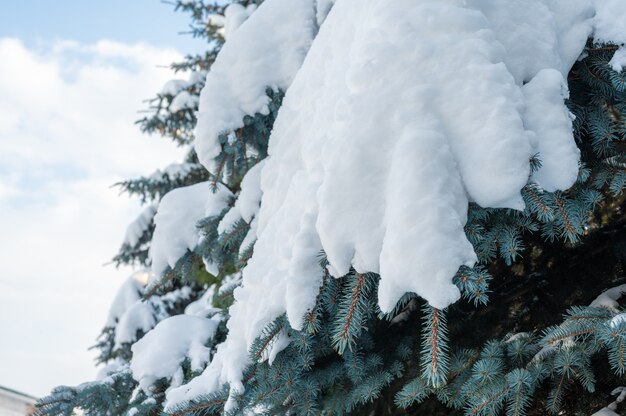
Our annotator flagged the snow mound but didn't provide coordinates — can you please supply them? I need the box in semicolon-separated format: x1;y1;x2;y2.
131;315;219;392
194;0;317;173
150;182;232;278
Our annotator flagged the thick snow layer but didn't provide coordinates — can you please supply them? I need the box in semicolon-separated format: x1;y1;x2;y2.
124;204;157;247
594;0;626;44
544;0;595;72
253;0;595;317
194;0;316;173
130;315;219;392
316;0;335;25
170;0;626;409
150;182;232;278
522;69;580;191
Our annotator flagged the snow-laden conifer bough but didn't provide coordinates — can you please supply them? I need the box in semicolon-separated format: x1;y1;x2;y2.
121;0;626;410
31;0;626;414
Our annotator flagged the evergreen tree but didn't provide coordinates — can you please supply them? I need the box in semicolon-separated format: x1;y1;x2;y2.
36;1;626;416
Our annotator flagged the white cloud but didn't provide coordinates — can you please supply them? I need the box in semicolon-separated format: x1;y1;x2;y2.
0;38;186;396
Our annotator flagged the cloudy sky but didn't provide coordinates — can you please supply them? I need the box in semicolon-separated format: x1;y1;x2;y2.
0;1;202;397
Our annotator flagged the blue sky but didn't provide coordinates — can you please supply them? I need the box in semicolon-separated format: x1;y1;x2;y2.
0;0;206;54
0;0;200;397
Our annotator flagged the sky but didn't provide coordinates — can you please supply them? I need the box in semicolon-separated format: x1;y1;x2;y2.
0;0;206;54
0;1;201;397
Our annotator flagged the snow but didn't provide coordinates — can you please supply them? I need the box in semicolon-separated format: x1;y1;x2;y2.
505;332;531;343
109;282;194;348
169;90;198;112
590;284;626;312
130;315;219;392
148;162;201;182
208;4;257;40
222;4;258;40
160;79;187;96
316;0;335;25
473;0;588;84
264;330;290;366
160;71;206;97
234;161;265;223
217;160;265;235
184;285;222;317
217;272;242;296
545;0;595;73
188;70;207;85
239;217;258;255
105;272;146;327
522;68;580;191
610;313;626;328
194;0;317;173
160;286;193;305
593;408;620;416
591;0;626;87
114;297;167;348
591;387;626;416
95;358;127;381
533;284;626;364
594;0;626;45
150;182;232;278
610;47;626;72
169;0;626;409
124;204;157;247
